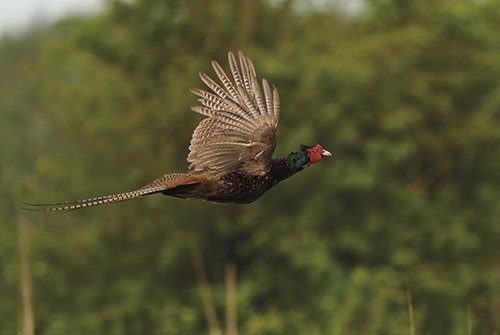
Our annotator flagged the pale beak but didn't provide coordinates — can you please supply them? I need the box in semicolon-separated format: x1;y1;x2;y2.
322;149;332;157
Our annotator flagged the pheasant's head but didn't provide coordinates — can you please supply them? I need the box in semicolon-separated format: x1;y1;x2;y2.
288;144;331;171
303;144;331;164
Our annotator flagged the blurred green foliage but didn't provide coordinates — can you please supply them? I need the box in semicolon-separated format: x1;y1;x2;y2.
2;0;500;333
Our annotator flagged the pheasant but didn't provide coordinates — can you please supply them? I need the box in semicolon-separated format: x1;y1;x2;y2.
23;51;331;211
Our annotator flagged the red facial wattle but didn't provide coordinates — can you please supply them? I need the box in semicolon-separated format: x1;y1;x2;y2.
307;144;325;164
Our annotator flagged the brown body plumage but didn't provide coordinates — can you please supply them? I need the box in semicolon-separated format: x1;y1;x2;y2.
23;52;331;211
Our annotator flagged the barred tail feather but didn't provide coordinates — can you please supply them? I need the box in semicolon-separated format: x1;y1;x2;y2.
20;185;167;212
20;173;199;212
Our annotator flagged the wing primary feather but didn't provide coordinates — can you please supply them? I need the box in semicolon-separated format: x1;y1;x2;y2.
222;99;261;128
252;75;267;118
190;88;227;110
262;79;274;122
199;72;228;100
246;59;267;118
238;52;254;103
190;88;260;128
272;85;281;122
211;60;242;104
190;107;255;135
228;52;259;119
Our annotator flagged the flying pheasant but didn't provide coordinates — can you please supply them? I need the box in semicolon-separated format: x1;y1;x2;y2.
24;51;331;211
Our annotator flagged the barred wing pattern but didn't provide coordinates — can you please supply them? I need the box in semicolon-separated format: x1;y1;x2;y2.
188;51;280;176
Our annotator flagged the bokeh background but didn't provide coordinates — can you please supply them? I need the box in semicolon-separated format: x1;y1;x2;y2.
2;0;500;334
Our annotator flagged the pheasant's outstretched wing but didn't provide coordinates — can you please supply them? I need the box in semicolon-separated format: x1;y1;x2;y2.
188;51;280;176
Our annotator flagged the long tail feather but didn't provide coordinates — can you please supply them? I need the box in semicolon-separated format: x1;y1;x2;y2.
20;173;199;212
19;185;167;212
